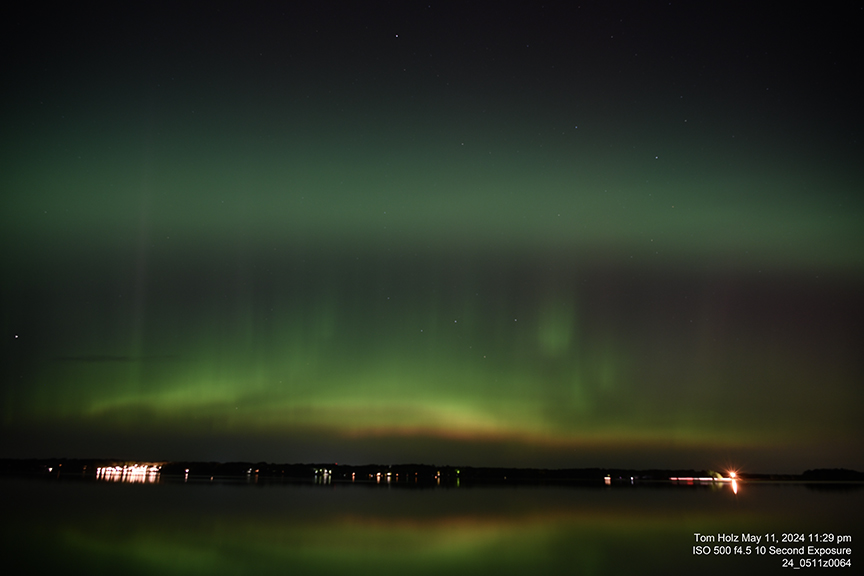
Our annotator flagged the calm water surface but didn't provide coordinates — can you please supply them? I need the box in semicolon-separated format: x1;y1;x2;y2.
3;476;860;575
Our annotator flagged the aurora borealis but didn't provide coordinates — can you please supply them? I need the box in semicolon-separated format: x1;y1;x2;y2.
2;2;862;471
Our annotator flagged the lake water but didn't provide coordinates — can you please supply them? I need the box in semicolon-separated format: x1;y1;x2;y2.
2;476;860;575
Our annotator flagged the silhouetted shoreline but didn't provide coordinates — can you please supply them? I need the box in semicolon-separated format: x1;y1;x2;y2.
2;458;862;484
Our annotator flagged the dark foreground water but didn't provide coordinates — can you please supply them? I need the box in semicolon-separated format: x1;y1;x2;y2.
2;476;860;575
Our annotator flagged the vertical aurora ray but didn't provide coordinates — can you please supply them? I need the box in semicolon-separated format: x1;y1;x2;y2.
4;239;862;467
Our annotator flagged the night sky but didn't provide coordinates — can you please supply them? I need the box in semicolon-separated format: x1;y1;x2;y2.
2;2;862;472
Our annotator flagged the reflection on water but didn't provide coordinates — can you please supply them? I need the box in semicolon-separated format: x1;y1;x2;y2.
2;477;860;576
669;474;739;494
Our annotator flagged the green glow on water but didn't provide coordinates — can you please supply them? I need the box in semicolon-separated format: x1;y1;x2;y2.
7;479;859;576
6;495;768;575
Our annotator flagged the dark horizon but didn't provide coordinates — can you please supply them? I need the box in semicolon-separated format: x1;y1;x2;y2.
4;457;864;483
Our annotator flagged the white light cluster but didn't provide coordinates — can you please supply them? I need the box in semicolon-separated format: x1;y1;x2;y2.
96;464;162;483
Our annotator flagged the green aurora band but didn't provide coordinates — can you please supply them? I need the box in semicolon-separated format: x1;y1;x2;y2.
3;120;862;469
